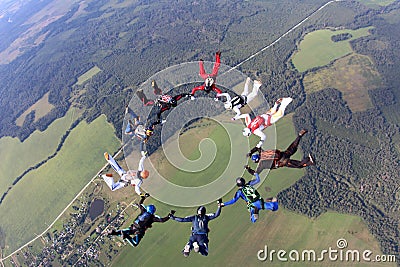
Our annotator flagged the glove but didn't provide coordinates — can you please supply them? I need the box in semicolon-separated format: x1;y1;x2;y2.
246;167;255;176
168;210;176;218
140;193;150;198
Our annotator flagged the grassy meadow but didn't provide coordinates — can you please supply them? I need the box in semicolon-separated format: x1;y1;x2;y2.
110;116;391;267
152;118;232;187
291;27;373;73
0;114;120;254
76;66;102;85
0;108;78;193
303;53;382;112
15;92;55;126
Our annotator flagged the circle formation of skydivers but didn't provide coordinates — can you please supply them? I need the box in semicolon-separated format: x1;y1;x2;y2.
99;51;315;257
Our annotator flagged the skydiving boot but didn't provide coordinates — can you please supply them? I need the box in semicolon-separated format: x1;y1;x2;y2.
182;244;190;257
193;242;200;253
298;129;308;137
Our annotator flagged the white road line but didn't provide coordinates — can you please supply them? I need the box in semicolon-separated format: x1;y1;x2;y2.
227;0;342;72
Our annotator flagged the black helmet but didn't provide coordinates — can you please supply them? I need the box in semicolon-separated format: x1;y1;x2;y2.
170;98;177;107
236;177;246;187
197;206;206;216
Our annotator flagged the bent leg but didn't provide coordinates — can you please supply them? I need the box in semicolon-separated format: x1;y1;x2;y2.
197;235;209;256
270;97;292;124
286;157;312;168
136;90;154;106
125;233;142;247
104;152;126;177
151;80;163;95
263;200;279;211
241;77;251;96
283;136;301;157
246;80;261;103
125;106;139;121
102;174;125;191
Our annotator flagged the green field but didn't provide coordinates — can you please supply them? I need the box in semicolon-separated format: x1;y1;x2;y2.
152;119;233;186
291;27;373;73
0;108;78;193
111;116;391;267
76;66;102;85
15;92;55;126
0;114;120;254
303;53;382;112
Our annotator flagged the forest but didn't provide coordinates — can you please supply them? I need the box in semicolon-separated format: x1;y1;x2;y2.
0;0;399;262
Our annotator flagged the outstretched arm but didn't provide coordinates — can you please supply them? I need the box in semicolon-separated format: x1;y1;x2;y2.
237;113;251;126
190;85;205;95
153;214;170;223
253;128;266;148
223;191;242;206
137;155;146;172
170;215;196;223
212;85;222;94
216;92;231;102
248;173;261;186
207;205;222;220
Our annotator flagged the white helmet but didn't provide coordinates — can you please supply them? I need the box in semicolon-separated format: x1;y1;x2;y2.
242;128;251;137
205;77;214;87
224;101;233;110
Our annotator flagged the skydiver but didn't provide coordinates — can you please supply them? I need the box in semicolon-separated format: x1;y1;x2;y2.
189;51;223;100
136;80;189;125
220;173;278;223
245;129;314;174
239;97;293;149
124;106;140;136
151;80;190;125
107;194;174;247
100;152;149;196
135;80;163;106
216;77;262;120
170;201;222;257
124;106;154;152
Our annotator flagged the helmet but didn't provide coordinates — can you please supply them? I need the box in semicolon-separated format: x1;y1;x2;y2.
141;169;149;179
170;98;177;107
205;77;214;87
236;177;246;187
146;204;156;214
197;206;206;216
224;101;233;110
251;154;260;163
242;128;251;137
